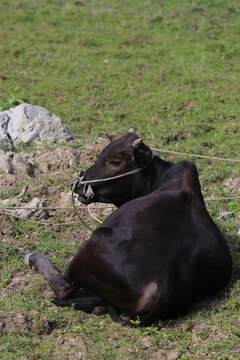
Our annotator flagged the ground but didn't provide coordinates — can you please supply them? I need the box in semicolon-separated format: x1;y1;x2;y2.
0;0;240;358
0;139;239;360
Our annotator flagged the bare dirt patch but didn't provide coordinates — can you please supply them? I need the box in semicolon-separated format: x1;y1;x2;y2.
0;310;29;335
0;140;109;219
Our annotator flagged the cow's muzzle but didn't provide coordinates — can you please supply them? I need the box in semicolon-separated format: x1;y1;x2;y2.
70;169;86;189
70;169;94;204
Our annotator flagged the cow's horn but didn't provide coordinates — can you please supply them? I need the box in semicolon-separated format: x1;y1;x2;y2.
132;138;143;148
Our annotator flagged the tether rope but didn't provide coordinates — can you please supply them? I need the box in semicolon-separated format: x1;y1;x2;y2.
0;145;239;228
0;194;239;229
150;147;240;162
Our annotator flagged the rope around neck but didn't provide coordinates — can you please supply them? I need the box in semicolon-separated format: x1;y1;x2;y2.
77;155;155;185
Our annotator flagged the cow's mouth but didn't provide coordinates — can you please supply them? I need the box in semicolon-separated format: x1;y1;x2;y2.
71;181;95;205
77;194;92;205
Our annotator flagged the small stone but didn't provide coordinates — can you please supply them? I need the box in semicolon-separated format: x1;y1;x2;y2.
1;198;22;207
219;211;235;221
59;191;82;207
96;137;106;144
14;197;49;219
141;336;151;348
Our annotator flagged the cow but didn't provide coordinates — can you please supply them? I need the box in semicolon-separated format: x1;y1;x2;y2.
24;130;232;326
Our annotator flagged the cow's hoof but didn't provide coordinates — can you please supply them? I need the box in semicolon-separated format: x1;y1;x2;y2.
24;253;34;267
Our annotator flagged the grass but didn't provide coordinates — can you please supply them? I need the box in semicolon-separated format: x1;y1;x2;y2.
0;0;240;359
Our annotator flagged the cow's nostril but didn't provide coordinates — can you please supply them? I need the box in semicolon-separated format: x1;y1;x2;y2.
79;169;86;178
70;170;86;189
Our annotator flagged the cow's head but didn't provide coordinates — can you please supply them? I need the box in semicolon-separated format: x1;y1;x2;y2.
72;130;153;207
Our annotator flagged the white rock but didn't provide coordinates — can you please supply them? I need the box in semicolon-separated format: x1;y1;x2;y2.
0;124;13;151
38;113;73;143
6;103;73;146
0;111;10;128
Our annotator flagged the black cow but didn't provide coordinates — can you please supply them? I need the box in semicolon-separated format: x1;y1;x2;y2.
25;130;232;326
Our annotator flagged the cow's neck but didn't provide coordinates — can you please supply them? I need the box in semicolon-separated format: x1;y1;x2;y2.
135;156;172;195
114;156;172;207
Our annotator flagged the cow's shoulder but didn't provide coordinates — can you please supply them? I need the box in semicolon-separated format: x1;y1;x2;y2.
162;160;203;202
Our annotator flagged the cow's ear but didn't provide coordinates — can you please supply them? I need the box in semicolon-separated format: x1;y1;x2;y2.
108;134;119;142
132;139;153;167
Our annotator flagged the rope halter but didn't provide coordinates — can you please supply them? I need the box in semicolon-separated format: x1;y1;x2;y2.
71;154;154;231
73;154;154;197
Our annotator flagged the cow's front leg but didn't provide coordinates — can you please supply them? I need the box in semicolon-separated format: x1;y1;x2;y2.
24;253;76;300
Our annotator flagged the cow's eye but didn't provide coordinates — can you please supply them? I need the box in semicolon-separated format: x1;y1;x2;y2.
109;160;121;166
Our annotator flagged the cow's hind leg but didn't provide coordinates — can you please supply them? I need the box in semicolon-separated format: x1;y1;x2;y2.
53;297;134;326
25;253;135;326
24;252;76;300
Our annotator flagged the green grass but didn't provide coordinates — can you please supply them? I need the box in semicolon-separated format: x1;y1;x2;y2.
0;0;240;150
0;0;240;359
